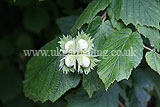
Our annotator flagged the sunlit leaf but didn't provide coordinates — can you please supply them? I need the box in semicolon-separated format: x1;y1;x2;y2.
111;0;160;29
97;29;143;90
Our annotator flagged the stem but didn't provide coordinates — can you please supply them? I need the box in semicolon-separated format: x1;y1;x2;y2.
119;101;125;107
155;85;160;99
143;45;153;51
101;11;107;23
101;12;106;19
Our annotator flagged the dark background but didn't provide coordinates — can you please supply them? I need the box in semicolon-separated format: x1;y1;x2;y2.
0;0;91;106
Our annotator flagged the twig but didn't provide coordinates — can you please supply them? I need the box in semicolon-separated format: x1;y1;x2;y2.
119;101;125;107
144;45;153;51
101;11;106;19
101;11;107;23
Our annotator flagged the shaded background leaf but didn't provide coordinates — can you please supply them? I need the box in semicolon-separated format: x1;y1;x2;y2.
0;60;22;104
23;6;49;33
71;0;112;34
82;68;102;98
65;83;119;107
87;17;115;49
56;16;78;34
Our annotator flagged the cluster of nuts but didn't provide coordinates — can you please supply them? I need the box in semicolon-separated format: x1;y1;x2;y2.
58;31;99;74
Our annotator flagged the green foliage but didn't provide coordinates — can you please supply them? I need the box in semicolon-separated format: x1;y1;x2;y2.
0;60;22;103
65;84;119;107
23;38;80;103
146;51;160;75
22;0;160;106
0;37;15;57
107;7;126;30
8;0;32;6
23;6;49;33
82;69;102;98
71;0;112;34
6;94;33;107
87;16;115;49
97;29;143;90
130;69;152;107
137;25;160;51
16;34;33;51
56;16;78;34
111;0;160;29
130;68;160;107
1;0;160;106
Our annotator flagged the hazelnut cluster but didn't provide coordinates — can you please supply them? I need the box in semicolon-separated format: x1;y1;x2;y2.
58;31;100;74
